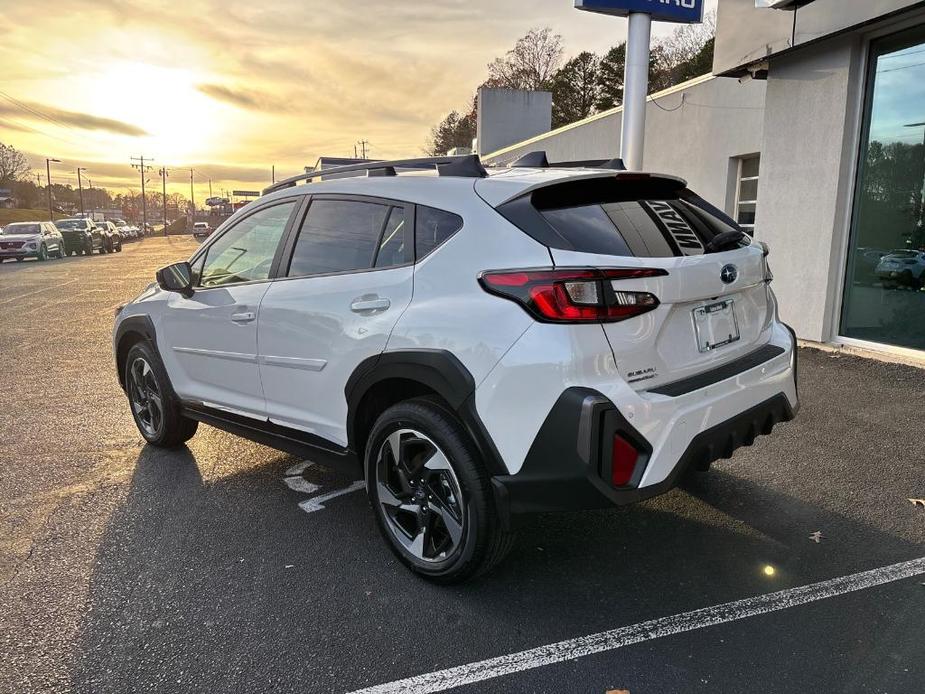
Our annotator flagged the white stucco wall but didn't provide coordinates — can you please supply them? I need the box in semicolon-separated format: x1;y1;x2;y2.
754;35;865;342
477;88;552;157
482;74;767;213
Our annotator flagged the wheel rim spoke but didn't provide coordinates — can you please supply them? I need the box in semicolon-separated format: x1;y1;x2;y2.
429;498;463;545
376;427;465;564
129;357;160;437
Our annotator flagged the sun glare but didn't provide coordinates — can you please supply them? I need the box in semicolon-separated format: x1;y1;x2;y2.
89;62;225;161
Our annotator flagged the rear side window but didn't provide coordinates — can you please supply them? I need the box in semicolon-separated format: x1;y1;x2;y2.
288;199;410;277
415;206;462;258
502;177;744;258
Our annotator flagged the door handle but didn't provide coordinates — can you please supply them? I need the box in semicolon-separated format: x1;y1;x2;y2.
350;296;391;312
231;311;256;323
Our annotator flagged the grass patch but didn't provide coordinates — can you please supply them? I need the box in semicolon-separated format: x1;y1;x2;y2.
0;208;56;226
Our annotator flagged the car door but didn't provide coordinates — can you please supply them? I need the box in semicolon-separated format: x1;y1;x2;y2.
158;199;300;419
257;196;414;445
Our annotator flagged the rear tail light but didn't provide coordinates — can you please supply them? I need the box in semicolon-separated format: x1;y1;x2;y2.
611;434;639;487
479;268;665;323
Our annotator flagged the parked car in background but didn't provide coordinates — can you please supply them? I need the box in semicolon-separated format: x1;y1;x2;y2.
143;222;153;235
55;217;105;255
0;221;67;261
113;222;134;240
192;221;212;239
875;249;925;289
96;220;123;253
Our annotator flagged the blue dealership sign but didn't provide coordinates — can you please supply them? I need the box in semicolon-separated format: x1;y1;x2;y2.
575;0;704;23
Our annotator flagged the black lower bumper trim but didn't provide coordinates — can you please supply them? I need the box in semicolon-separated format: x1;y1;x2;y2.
492;391;796;519
648;343;786;397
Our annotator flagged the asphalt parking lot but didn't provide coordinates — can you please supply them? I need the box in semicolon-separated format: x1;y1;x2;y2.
1;237;923;694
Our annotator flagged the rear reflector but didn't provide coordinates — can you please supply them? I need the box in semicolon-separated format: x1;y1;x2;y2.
479;268;665;323
611;434;639;487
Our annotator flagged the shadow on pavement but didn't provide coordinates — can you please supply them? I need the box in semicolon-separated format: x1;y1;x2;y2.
70;438;923;694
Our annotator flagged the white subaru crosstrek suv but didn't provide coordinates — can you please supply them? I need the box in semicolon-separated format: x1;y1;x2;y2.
113;154;798;583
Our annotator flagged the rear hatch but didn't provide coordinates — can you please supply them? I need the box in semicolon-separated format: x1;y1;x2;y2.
494;173;774;392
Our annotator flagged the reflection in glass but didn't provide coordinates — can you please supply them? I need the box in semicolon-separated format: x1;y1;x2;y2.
841;29;925;352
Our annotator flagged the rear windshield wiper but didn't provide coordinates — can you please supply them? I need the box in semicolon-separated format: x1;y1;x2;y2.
705;230;745;253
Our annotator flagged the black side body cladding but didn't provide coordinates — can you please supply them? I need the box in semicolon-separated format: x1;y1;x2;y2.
180;403;362;478
345;350;507;477
114;314;158;390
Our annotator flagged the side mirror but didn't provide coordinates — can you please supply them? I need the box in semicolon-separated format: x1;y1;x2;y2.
156;261;194;297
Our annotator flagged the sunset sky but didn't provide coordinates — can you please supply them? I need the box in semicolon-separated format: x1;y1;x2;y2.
0;0;716;200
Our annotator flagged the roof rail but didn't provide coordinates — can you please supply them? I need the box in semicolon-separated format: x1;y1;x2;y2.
263;154;487;195
509;150;627;171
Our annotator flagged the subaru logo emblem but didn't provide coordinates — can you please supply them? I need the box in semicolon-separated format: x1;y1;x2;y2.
720;264;738;284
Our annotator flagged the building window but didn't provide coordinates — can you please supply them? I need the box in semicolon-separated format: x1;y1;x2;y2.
734;155;760;236
840;27;925;353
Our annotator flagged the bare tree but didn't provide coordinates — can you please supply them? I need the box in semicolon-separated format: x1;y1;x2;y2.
0;142;31;185
486;27;564;91
649;11;716;91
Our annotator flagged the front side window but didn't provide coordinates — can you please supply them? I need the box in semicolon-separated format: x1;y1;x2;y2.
288;199;408;277
199;202;296;287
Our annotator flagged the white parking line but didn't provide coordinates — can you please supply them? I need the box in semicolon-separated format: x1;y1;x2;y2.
298;481;365;514
347;556;925;694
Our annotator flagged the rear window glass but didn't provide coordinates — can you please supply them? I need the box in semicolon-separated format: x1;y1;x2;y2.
505;177;745;258
541;199;725;257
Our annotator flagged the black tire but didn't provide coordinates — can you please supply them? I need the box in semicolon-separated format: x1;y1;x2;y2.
124;340;198;447
366;398;515;583
57;244;66;259
38;244;48;261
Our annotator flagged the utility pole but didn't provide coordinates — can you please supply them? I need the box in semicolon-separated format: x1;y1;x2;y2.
76;167;87;217
158;167;170;235
189;169;195;223
86;177;93;216
131;156;153;231
208;177;213;197
357;140;370;159
45;158;60;221
271;165;275;184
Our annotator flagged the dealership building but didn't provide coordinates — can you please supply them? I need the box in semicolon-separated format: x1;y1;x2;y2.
480;0;925;361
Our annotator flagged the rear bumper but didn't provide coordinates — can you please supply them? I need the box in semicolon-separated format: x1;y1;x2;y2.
490;324;799;521
492;389;796;519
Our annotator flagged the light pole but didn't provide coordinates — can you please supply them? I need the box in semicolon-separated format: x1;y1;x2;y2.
904;121;925;248
45;158;60;221
77;167;87;218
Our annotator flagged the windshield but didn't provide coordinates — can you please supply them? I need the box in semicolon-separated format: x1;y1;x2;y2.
56;219;86;230
3;223;41;234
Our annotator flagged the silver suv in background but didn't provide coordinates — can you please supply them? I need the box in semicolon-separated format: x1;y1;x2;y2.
0;222;66;261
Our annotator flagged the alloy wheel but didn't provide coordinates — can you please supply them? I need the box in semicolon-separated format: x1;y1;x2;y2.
376;429;465;563
129;357;163;438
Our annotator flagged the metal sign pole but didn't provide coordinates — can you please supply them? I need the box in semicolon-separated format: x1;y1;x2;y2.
622;11;651;171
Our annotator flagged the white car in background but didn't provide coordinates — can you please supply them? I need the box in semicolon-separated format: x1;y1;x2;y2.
875;249;925;289
113;153;799;582
0;221;67;262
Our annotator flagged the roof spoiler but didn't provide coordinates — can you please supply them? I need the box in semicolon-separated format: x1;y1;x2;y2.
509;150;627;171
263;154;488;195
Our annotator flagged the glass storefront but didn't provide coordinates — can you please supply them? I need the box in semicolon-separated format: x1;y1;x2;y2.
841;28;925;353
